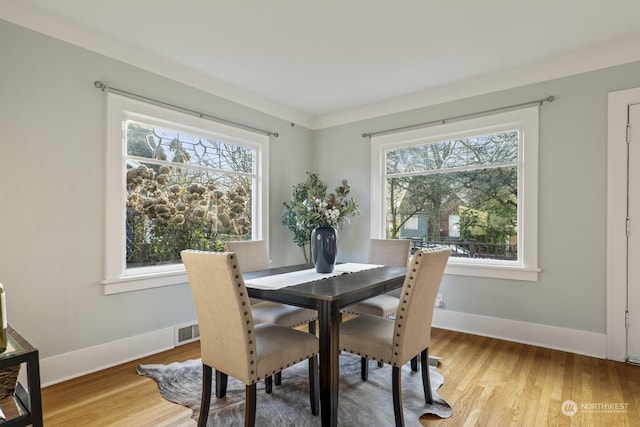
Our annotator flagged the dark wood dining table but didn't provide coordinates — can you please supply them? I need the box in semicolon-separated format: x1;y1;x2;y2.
244;263;407;427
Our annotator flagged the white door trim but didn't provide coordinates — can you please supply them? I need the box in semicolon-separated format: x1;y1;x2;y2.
607;87;640;361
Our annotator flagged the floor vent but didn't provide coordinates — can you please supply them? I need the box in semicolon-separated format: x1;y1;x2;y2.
174;322;200;346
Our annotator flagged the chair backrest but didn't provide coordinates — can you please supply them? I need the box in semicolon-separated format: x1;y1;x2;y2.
368;239;411;267
181;250;257;384
224;240;270;272
392;247;449;365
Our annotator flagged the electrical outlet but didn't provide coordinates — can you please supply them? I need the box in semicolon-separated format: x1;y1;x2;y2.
435;293;444;307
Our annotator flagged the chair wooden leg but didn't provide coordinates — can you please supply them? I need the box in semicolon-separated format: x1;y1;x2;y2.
411;355;418;372
360;357;369;381
199;364;212;427
215;369;228;398
308;354;320;415
421;349;433;404
265;375;273;394
392;366;404;427
274;371;282;385
245;383;257;427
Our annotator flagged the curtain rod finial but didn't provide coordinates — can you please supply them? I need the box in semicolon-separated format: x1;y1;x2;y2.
362;133;370;138
546;95;555;102
94;81;106;91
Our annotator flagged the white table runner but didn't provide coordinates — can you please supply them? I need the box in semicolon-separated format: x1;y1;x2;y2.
245;263;382;290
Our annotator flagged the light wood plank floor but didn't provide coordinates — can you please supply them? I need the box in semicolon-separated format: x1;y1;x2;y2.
42;328;640;426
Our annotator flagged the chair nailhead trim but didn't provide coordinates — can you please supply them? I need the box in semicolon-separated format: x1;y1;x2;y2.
286;318;318;328
340;348;395;366
254;353;318;381
229;258;258;375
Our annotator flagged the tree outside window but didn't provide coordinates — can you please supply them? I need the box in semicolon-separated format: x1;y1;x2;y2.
385;131;518;260
371;106;539;281
125;121;255;268
105;93;268;293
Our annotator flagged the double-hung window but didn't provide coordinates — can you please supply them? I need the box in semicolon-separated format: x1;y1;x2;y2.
104;94;269;294
371;106;539;281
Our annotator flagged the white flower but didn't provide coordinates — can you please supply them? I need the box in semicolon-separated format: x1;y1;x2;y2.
324;208;340;224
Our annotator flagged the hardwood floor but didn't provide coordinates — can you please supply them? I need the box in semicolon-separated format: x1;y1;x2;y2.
41;328;640;426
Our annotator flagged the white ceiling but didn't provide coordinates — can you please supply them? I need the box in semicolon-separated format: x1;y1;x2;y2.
3;0;640;128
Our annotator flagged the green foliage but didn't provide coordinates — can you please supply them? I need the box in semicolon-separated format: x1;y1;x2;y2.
282;172;359;262
387;132;519;248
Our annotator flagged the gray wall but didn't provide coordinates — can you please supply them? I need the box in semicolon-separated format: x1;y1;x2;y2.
0;19;312;358
314;60;640;334
3;16;640;364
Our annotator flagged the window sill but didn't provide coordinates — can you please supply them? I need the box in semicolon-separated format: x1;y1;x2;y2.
102;269;188;295
102;259;540;295
445;260;540;282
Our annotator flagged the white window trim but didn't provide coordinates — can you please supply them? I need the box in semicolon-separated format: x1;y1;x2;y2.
103;93;269;294
371;106;539;281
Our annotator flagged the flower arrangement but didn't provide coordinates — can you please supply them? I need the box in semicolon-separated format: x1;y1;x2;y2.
282;172;359;262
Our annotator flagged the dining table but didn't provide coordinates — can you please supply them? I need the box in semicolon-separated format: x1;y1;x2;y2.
243;262;407;427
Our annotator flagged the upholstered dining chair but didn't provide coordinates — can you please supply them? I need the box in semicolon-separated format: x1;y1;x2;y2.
224;240;317;329
342;238;413;374
342;238;411;318
181;250;320;427
339;247;450;427
224;240;318;386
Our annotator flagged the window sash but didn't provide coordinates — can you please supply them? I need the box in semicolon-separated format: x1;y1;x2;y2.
385;130;519;175
104;93;269;294
125;118;258;174
371;106;539;281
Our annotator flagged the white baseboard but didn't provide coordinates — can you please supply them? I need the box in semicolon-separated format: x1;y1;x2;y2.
432;309;607;359
39;311;608;387
40;327;175;387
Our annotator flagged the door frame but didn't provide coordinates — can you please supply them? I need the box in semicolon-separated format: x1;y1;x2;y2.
607;87;640;361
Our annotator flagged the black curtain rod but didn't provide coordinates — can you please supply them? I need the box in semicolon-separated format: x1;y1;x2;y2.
362;95;555;139
94;81;279;137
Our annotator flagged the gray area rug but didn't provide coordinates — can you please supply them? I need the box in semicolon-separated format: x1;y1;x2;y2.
137;353;452;426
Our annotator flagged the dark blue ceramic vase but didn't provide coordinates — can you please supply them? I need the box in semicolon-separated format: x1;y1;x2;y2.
311;226;338;273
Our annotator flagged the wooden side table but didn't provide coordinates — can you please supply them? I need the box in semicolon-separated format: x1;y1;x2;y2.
0;326;42;427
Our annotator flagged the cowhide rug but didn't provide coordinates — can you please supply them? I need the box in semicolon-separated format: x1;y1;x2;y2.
137;353;452;426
